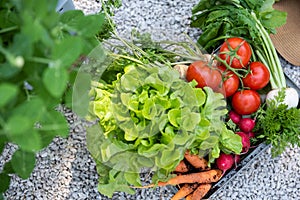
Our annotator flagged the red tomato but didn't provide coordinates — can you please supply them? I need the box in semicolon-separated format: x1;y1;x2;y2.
242;61;270;90
218;65;240;97
232;90;261;115
219;37;252;69
186;60;222;90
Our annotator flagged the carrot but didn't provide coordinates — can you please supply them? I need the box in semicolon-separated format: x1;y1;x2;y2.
189;183;212;200
134;169;222;189
171;183;198;200
185;194;192;200
184;150;209;170
156;169;222;187
174;160;189;173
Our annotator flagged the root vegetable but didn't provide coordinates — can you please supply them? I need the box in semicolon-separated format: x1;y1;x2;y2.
184;151;209;170
216;153;234;174
234;154;241;168
171;183;198;200
248;132;255;138
138;169;222;188
189;183;212;200
158;169;222;186
266;87;299;109
174;160;189;173
239;118;255;132
186;194;192;200
228;110;242;124
236;132;251;153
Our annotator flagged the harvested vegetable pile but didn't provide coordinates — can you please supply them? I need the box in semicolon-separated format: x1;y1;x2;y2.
83;0;300;199
86;30;242;198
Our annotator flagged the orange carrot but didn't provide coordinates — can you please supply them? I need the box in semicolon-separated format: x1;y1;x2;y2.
185;194;192;200
174;160;189;173
156;169;222;187
190;183;212;200
184;150;209;170
171;183;198;200
133;169;222;189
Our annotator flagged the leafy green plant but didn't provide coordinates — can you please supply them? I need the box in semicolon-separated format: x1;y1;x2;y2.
0;0;119;195
255;89;300;157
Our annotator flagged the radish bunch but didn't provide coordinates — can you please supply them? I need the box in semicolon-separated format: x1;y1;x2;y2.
229;110;257;158
215;110;258;173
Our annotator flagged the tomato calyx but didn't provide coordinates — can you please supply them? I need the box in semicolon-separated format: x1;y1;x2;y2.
219;37;252;69
220;40;246;66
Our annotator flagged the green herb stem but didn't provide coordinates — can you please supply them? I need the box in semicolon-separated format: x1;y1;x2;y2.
27;56;52;64
107;53;144;64
251;12;286;89
0;26;18;34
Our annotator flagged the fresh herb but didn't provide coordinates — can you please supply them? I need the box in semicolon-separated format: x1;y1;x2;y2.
255;89;300;157
0;0;117;195
96;0;122;41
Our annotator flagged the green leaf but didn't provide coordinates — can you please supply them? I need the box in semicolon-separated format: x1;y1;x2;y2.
0;173;10;192
5;115;32;136
0;63;21;79
21;11;47;43
0;193;4;200
2;161;14;174
142;99;156;120
11;149;36;179
202;87;227;124
38;110;69;147
62;13;105;37
59;10;85;24
0;83;18;108
11;33;33;57
52;37;83;69
220;127;242;154
98;181;135;198
260;10;287;31
124;172;141;187
181;108;201;131
199;135;219;150
77;14;105;37
0;135;8;154
43;67;69;98
157;149;182;169
168;109;181;127
11;97;46;124
10;129;42;152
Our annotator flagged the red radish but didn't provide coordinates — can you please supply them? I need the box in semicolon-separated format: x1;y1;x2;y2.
236;132;251;153
239;118;255;132
216;153;234;175
234;154;241;168
248;132;255;138
228;110;242;124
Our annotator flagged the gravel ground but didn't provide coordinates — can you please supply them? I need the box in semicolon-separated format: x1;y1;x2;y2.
2;0;300;199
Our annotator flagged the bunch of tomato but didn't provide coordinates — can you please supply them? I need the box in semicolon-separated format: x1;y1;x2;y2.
186;37;270;115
